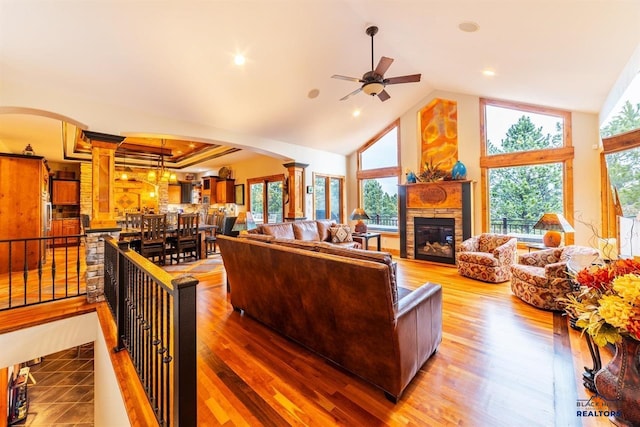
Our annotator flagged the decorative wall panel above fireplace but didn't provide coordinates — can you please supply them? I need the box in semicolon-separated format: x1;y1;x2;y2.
398;181;474;263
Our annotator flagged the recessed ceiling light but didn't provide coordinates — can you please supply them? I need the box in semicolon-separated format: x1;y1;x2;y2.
234;54;245;66
458;21;479;33
189;143;195;148
482;69;496;77
353;109;361;117
307;89;320;99
177;150;183;154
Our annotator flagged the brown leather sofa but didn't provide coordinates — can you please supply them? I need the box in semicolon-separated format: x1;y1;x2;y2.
217;235;443;402
250;219;361;248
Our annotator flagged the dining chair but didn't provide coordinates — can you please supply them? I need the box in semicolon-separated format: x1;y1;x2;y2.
205;212;225;256
140;214;168;265
167;213;199;264
124;212;143;252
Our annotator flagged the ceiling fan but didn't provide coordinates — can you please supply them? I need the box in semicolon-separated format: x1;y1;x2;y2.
332;25;421;102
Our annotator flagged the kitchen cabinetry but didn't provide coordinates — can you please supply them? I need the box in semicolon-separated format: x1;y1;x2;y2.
52;179;79;205
201;177;236;204
51;218;80;247
168;184;181;204
169;182;194;204
201;177;217;204
216;179;235;203
0;154;49;273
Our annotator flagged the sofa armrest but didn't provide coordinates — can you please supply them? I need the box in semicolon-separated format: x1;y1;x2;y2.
493;238;517;265
391;282;442;401
396;282;441;317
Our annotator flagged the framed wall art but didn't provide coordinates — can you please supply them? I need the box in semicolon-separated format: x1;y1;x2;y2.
234;184;245;205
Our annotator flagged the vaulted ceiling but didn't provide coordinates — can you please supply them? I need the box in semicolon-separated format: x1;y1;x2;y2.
2;1;640;172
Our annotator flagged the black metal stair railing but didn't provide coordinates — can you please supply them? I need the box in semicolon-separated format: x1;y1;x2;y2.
0;235;85;311
104;236;198;427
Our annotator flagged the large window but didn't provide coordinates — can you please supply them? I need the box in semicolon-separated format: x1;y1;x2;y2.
599;74;640;256
314;174;344;222
480;98;574;244
247;175;285;224
357;120;401;232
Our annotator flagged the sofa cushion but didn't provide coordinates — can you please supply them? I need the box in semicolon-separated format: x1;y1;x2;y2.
329;225;353;243
293;221;321;241
261;222;295;239
316;219;336;242
316;244;398;303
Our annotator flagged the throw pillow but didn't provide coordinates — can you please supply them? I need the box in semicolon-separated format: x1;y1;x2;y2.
329;225;353;243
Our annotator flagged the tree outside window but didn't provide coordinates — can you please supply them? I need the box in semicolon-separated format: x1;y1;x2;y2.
481;98;573;244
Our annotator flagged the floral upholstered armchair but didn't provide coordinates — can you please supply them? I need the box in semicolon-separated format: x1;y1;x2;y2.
510;245;600;311
456;233;517;283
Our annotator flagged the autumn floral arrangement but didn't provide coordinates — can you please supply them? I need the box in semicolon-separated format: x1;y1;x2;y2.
562;258;640;347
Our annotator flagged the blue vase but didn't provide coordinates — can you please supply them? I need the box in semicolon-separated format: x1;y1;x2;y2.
407;171;417;183
451;160;467;180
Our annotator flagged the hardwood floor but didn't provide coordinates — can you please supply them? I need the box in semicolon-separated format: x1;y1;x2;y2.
2;253;613;426
186;256;611;427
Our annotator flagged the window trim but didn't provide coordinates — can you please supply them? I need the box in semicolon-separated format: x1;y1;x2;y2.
312;173;345;222
479;98;574;244
247;174;285;224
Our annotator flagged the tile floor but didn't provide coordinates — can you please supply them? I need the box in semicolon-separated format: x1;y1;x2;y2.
17;344;94;426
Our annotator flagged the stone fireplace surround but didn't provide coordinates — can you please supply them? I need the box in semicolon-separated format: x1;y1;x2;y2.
398;181;473;263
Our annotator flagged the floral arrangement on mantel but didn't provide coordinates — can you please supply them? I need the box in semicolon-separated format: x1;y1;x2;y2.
562;258;640;347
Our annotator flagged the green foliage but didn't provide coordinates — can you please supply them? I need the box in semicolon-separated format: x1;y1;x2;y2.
601;101;640;216
488;116;563;223
363;179;398;219
600;101;640;138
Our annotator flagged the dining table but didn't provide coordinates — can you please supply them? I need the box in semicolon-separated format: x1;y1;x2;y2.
119;223;217;260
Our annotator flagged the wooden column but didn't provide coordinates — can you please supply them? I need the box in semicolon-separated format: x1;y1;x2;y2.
283;162;308;220
84;131;125;229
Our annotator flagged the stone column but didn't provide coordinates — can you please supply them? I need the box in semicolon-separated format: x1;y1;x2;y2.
85;229;120;303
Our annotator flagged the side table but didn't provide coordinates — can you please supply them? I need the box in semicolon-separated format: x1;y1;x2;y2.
352;232;381;251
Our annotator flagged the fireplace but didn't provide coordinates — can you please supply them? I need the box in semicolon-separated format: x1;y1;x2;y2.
414;217;456;264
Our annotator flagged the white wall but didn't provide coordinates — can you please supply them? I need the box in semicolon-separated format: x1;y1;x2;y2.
348;90;602;250
0;313;130;427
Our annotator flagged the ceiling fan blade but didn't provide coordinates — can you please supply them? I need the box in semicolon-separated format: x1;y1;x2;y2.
377;90;391;102
332;74;363;83
384;74;421;85
374;56;394;76
339;87;363;101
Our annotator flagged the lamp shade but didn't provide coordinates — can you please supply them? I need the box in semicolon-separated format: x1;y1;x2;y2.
532;213;574;247
350;208;370;221
232;211;257;232
350;208;370;233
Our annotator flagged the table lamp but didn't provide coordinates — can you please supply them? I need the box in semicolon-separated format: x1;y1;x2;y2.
350;208;370;233
532;213;574;247
232;211;257;234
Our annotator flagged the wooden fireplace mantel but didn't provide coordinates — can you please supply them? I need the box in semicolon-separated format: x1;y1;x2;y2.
400;180;473;209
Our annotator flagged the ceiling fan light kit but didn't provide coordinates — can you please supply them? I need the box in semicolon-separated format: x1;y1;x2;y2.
332;25;421;102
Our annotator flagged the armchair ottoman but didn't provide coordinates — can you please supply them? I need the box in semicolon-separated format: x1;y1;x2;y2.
456;233;517;283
